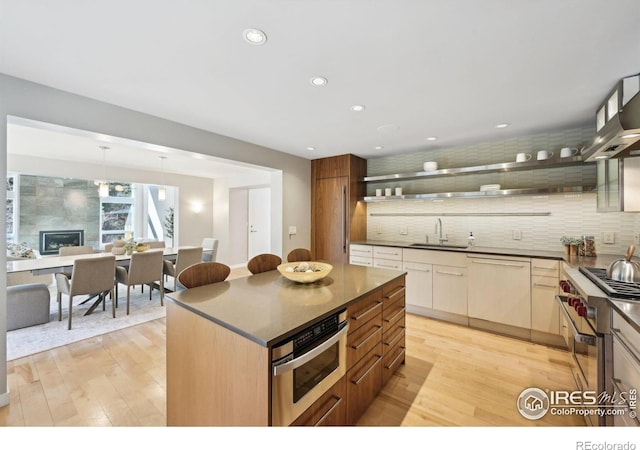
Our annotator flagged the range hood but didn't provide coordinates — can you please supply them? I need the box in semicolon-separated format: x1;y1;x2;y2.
581;72;640;162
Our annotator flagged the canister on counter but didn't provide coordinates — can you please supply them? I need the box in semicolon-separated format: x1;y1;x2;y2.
581;235;597;257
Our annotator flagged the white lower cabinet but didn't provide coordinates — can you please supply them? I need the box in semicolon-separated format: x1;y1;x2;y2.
349;244;373;266
433;265;468;315
530;258;560;334
403;261;433;310
467;255;531;329
372;246;402;270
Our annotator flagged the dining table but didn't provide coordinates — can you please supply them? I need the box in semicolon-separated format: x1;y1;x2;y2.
6;246;192;315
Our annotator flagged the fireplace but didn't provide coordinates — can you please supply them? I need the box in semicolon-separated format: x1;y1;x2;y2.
39;230;85;255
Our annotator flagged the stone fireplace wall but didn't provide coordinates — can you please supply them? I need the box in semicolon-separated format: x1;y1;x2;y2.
18;175;100;252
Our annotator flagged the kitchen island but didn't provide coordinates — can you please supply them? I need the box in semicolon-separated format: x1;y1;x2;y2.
165;263;406;426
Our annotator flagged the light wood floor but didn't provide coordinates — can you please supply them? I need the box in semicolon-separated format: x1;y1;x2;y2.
1;304;583;426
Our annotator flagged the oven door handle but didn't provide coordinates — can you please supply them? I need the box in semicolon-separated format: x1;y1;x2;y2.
272;322;349;377
555;295;596;346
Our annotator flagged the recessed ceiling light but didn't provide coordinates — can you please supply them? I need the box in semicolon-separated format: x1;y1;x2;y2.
495;123;510;128
622;133;640;139
426;136;438;141
306;146;316;151
310;77;328;87
350;105;365;112
243;28;267;45
375;146;384;150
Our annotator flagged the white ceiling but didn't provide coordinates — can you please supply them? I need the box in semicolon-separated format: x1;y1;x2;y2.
1;0;640;162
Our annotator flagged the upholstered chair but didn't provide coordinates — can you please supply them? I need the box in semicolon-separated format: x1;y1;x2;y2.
177;262;231;288
115;249;165;314
163;247;203;291
55;255;117;330
201;238;219;262
247;253;282;274
59;245;95;256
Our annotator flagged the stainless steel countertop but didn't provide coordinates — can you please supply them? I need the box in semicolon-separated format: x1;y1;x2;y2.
166;263;405;348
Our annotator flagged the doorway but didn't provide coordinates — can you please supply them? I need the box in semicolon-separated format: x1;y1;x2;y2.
228;186;271;266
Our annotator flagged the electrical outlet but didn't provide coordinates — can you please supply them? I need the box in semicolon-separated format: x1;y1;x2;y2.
603;232;615;244
399;227;408;235
512;230;522;240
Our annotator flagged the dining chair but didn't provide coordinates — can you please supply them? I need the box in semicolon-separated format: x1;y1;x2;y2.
163;247;203;291
177;262;231;288
145;240;166;249
247;253;282;275
115;249;165;314
55;255;117;330
286;248;312;263
201;238;218;262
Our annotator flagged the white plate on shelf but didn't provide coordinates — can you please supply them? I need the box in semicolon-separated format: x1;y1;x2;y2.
480;184;501;191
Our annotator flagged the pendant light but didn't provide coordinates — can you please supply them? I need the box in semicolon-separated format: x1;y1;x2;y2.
98;146;110;198
158;156;167;201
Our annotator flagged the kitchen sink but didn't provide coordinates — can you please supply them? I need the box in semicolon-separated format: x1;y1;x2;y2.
408;243;468;249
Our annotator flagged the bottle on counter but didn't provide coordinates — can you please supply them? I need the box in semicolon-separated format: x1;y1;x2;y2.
468;232;475;247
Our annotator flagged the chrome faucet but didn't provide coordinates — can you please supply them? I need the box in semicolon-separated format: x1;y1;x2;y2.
435;218;448;245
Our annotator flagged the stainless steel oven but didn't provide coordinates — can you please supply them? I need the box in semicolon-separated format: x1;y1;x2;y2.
271;310;349;426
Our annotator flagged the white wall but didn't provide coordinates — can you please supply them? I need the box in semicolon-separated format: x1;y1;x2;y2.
0;73;312;407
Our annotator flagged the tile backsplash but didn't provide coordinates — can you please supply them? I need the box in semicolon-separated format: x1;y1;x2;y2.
364;127;640;255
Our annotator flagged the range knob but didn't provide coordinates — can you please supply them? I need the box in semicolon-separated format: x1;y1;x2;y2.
568;297;577;307
577;305;587;317
560;281;571;293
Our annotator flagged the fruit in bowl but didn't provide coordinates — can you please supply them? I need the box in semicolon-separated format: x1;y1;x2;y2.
277;261;333;283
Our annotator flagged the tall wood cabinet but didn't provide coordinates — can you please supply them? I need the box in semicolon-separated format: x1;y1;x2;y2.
311;154;367;264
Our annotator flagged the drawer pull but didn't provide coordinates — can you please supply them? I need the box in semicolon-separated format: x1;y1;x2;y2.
352;355;382;385
314;396;343;427
533;283;557;288
385;285;405;300
352;249;372;254
405;265;430;272
384;326;405;348
351;301;382;321
377;263;401;269
377;251;400;256
611;328;640;366
384;307;405;324
533;266;556;270
436;270;463;276
472;260;525;268
384;347;406;370
352;325;382;350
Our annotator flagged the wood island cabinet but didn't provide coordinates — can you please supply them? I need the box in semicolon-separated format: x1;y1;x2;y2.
311;154;367;264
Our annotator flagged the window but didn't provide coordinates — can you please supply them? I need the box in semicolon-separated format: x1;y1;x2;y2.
6;173;17;241
100;182;134;244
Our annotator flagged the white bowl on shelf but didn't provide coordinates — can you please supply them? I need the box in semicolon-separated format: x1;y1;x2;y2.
480;184;501;191
423;162;438;171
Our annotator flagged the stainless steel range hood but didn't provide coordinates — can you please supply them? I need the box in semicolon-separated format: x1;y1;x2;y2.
581;72;640;162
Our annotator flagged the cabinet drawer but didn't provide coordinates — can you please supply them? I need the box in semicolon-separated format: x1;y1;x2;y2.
531;258;560;277
373;246;402;261
291;376;347;426
612;311;640;356
373;259;403;270
346;343;383;425
350;244;373;257
382;341;405;385
349;255;373;267
383;296;405;329
347;290;383;333
382;277;406;308
612;329;640;393
347;313;382;369
382;316;405;355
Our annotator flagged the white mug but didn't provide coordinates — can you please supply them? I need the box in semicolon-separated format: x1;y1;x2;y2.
560;147;579;158
385;188;392;196
375;189;382;197
516;153;532;163
537;150;553;160
423;161;438;171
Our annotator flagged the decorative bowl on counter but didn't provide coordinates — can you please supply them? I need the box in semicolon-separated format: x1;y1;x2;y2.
277;261;333;283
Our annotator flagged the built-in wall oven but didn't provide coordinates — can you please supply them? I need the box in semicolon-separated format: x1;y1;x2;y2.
271;309;349;426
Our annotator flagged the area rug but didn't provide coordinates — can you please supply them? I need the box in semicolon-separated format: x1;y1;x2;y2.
6;285;168;361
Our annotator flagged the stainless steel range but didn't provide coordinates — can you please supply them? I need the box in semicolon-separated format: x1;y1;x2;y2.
559;266;640;426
